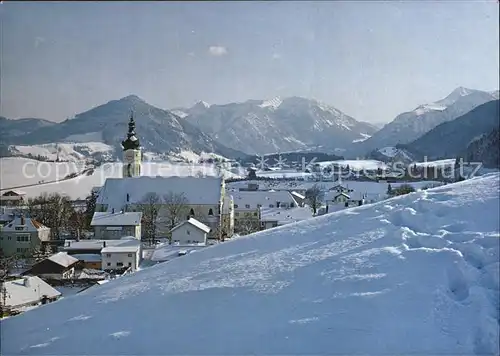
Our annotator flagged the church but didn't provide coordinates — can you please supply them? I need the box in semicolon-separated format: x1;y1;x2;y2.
92;113;234;240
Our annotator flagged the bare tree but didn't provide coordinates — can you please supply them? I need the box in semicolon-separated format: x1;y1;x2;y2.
140;192;162;246
235;219;260;236
68;210;86;240
305;184;325;216
162;192;189;242
31;244;52;263
27;193;74;240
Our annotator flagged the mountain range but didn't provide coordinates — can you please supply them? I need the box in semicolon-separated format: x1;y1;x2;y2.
401;99;499;161
350;87;499;157
0;87;498;164
0;95;247;160
173;96;377;155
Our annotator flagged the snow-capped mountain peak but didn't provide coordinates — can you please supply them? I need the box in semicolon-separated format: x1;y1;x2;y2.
195;100;211;109
258;96;282;110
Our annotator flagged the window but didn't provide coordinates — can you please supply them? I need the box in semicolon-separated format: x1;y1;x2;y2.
245;204;250;208
117;262;124;267
107;262;111;266
128;262;132;267
187;230;190;235
257;204;262;208
290;203;295;208
8;236;11;240
208;208;214;216
235;212;239;216
269;204;274;208
16;235;30;243
234;204;238;208
106;254;111;257
128;253;133;257
15;226;24;231
189;208;195;216
253;212;257;216
276;202;281;208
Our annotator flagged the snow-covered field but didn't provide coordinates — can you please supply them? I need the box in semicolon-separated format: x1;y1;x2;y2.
0;157;84;190
1;158;242;200
8;142;114;162
2;173;499;355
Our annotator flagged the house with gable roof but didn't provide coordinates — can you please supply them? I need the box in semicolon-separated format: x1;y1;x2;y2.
0;215;51;257
21;252;79;280
170;218;210;245
91;211;142;240
2;276;61;313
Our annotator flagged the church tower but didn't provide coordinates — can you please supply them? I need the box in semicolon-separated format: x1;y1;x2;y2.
121;112;141;178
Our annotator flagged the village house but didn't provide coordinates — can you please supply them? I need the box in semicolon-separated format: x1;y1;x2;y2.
2;276;61;313
61;238;141;272
231;190;299;234
95;176;226;240
0;215;51;257
21;252;79;280
90;211;142;240
170;218;211;245
0;190;26;207
69;254;102;270
101;237;141;272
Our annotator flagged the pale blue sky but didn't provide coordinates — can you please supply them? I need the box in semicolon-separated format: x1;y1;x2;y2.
2;1;499;123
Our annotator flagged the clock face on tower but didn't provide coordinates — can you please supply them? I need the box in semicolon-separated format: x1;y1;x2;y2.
124;150;135;163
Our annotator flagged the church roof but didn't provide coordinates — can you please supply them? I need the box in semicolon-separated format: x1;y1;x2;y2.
96;176;223;211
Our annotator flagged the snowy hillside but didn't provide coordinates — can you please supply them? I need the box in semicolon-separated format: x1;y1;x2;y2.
352;87;499;156
1;95;247;160
3;174;499;355
0;157;84;190
182;96;377;155
8;142;114;162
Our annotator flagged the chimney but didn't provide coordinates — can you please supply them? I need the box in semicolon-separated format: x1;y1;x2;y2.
103;241;106;248
23;277;29;287
20;215;25;225
126;193;130;202
112;208;115;214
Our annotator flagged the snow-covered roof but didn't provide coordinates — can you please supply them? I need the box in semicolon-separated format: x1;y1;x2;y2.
3;173;499;355
3;276;61;309
47;252;79;268
290;191;305;200
231;191;298;210
259;207;314;225
1;189;26;196
71;254;102;262
171;218;211;234
101;239;140;254
96;176;223;211
62;240;124;251
1;216;49;232
90;211;142;226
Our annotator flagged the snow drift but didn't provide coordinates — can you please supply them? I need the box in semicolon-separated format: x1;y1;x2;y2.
2;174;499;355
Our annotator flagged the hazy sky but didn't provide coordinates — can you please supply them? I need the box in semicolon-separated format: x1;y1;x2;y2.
2;1;499;123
